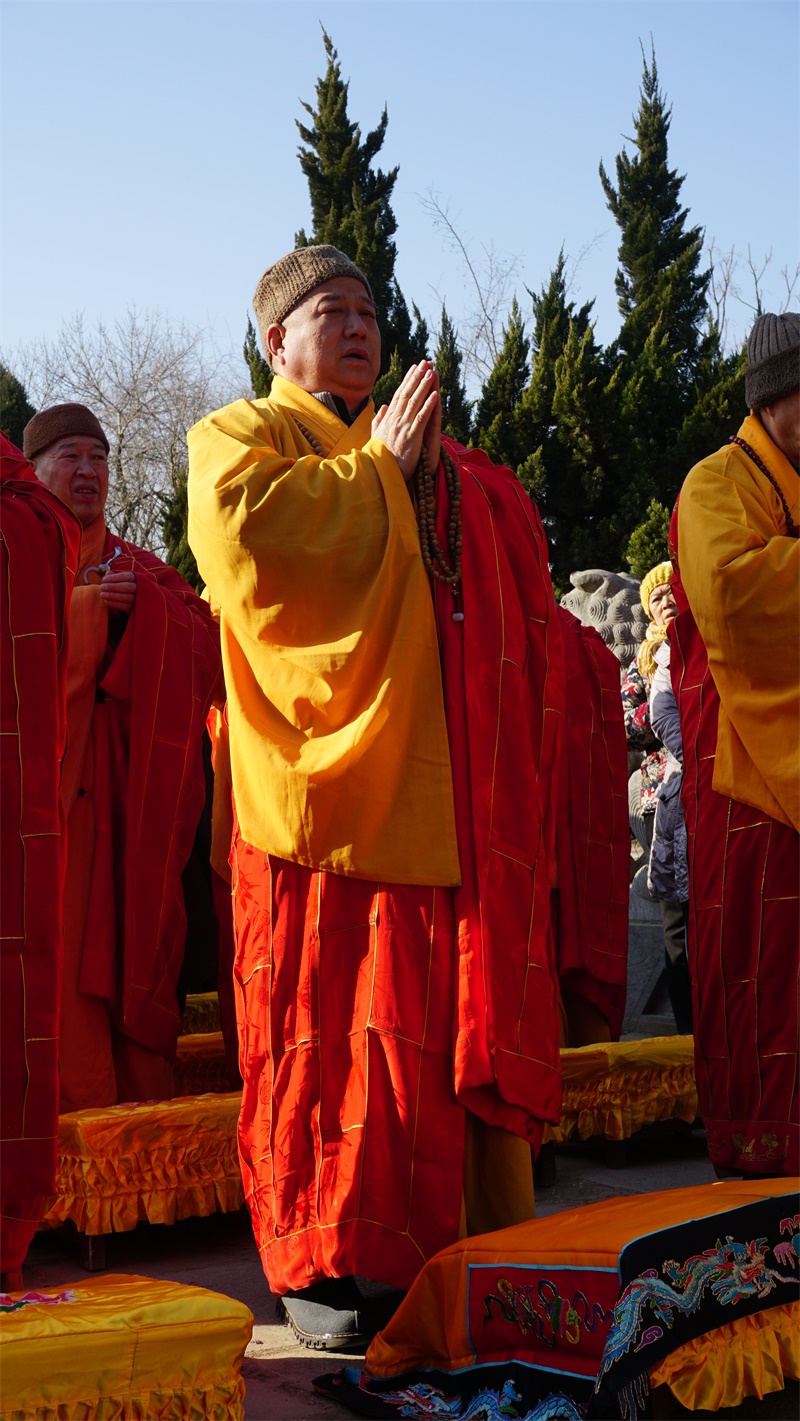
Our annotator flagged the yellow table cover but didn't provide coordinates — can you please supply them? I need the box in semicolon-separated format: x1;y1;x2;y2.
42;1093;243;1236
0;1274;253;1420
543;1035;697;1144
181;992;221;1036
173;1033;231;1096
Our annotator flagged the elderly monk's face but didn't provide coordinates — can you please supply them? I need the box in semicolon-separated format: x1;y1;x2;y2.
34;435;109;528
267;277;381;410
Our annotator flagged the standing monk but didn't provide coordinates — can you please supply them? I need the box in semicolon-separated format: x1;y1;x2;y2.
670;312;799;1177
23;403;221;1112
0;434;79;1288
188;246;564;1348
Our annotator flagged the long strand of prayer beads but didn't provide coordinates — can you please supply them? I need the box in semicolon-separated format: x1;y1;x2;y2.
412;445;463;593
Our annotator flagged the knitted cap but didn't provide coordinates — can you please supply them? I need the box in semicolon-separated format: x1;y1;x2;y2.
253;245;373;349
23;403;109;461
745;312;800;410
639;561;673;615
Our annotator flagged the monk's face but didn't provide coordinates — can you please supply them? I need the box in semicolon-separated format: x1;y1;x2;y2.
267;277;381;411
760;390;800;471
648;581;676;628
34;435;108;528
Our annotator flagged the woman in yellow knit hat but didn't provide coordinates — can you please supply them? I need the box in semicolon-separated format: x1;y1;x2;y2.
621;561;692;1033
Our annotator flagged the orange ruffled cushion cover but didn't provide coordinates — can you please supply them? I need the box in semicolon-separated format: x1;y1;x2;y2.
173;1032;232;1095
42;1093;243;1236
0;1274;253;1420
544;1036;697;1145
181;992;222;1036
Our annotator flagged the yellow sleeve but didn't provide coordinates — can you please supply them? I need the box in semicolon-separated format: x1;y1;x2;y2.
678;448;800;829
186;398;409;647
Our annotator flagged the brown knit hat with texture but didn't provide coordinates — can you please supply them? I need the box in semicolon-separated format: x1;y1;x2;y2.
745;312;800;410
253;245;373;351
23;403;109;461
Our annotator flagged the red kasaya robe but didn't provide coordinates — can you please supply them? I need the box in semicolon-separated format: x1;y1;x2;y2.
553;609;629;1042
233;438;565;1294
0;437;79;1272
66;529;221;1090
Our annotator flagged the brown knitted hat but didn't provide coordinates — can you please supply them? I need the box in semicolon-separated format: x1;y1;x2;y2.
253;245;373;351
23;403;109;461
745;312;800;410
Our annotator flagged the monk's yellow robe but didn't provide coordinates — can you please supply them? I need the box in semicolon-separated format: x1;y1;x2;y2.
187;376;459;886
677;412;799;831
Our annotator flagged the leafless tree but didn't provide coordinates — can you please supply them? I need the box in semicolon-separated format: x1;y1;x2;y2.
705;241;799;352
6;309;242;552
421;190;523;387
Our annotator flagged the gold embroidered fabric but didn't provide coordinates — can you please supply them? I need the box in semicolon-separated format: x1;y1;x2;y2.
173;1033;230;1095
181;991;222;1035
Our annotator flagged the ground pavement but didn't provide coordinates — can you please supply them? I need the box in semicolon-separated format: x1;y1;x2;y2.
22;1122;798;1420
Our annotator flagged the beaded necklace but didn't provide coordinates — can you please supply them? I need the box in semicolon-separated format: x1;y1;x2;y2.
729;435;799;538
412;445;463;597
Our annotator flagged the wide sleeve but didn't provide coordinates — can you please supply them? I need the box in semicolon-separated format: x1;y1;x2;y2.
186;399;410;647
678;451;799;828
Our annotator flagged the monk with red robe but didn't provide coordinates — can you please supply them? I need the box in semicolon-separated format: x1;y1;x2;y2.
553;609;629;1045
670;312;799;1178
0;434;79;1287
22;404;221;1112
188;245;564;1349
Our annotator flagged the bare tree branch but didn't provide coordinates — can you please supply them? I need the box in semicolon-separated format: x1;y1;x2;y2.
5;309;241;552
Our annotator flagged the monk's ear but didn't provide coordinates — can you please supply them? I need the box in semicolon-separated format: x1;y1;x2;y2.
266;323;286;366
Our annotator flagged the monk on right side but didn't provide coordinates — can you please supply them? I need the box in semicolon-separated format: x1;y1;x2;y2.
670;311;799;1178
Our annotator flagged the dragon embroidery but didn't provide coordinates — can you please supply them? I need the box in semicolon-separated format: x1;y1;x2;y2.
599;1230;796;1378
339;1371;586;1420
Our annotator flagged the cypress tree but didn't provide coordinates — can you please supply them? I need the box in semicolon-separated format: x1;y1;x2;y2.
294;30;410;375
160;469;202;591
600;44;713;511
243;317;273;399
434;306;471;444
472;299;530;469
0;364;36;448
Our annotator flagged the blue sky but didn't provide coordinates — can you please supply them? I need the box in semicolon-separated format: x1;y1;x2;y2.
2;0;797;387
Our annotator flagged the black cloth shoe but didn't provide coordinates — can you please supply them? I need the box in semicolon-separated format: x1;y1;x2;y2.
279;1276;370;1351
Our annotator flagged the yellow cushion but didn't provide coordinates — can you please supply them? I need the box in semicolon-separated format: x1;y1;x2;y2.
43;1093;243;1236
544;1035;697;1144
174;1032;230;1095
181;992;221;1035
0;1274;253;1420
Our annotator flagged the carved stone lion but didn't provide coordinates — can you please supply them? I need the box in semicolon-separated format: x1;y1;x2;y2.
560;569;649;669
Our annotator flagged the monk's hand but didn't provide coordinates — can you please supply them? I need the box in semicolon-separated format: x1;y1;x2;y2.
100;569;137;611
422;369;441;474
372;361;441;482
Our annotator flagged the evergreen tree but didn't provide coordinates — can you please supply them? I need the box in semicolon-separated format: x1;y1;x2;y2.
472;299;530;469
243;317;272;398
294;30;414;377
0;364;36;448
599;44;713;512
159;469;202;591
434;306;471;444
512;257;610;590
625;497;671;579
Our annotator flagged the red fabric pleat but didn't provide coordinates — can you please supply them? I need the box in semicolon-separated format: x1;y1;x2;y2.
0;438;79;1267
232;845;465;1293
86;532;221;1059
670;502;799;1176
552;609;629;1038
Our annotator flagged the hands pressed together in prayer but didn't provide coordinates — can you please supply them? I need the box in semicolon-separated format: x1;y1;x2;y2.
372;360;441;482
99;569;137;612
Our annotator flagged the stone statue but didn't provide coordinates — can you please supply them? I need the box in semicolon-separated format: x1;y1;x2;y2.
560;569;648;669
